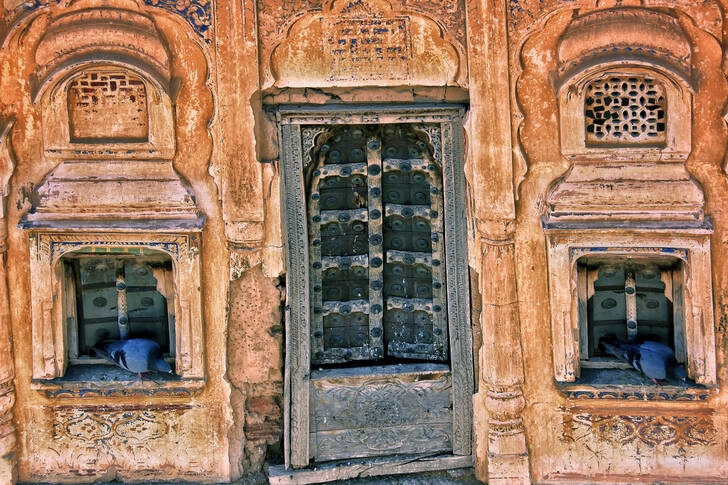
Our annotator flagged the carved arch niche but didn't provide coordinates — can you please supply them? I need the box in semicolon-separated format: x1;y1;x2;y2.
20;7;206;383
543;8;717;387
268;0;464;88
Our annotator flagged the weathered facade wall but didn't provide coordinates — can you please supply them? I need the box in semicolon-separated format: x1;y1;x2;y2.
509;2;728;482
0;0;726;483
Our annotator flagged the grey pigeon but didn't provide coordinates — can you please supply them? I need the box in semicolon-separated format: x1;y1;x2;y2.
598;336;687;383
93;338;173;380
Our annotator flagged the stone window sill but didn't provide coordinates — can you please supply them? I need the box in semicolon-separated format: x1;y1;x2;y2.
31;364;204;398
557;368;716;402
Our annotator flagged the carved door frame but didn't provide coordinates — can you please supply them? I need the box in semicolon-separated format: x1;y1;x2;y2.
277;104;473;469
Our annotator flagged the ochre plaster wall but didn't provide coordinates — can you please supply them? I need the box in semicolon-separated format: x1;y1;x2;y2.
1;0;728;483
0;0;236;480
508;1;728;482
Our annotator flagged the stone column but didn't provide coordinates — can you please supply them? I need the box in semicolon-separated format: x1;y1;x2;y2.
479;234;529;484
0;120;17;484
466;0;530;482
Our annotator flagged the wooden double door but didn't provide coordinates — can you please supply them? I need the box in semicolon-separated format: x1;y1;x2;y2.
279;105;473;467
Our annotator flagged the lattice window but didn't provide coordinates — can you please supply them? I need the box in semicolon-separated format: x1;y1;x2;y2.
67;70;149;142
307;124;448;364
585;76;666;146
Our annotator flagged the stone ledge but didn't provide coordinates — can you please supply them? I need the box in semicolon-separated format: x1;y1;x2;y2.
557;370;715;402
268;454;473;485
31;364;205;398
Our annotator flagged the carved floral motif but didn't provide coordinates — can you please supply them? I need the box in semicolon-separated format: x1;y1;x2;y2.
143;0;212;44
53;408;187;444
313;375;452;430
564;414;717;448
317;425;451;455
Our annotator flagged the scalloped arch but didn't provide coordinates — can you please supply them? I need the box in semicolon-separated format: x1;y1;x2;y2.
31;7;173;101
270;0;462;88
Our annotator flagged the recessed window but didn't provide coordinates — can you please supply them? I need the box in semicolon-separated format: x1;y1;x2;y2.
584;75;667;147
576;256;685;370
60;248;175;367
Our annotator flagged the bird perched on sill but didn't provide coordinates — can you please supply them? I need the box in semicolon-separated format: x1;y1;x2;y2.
93;338;174;381
598;335;687;384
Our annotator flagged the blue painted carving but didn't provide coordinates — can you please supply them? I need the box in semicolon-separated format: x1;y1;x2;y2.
144;0;213;44
9;0;211;44
559;386;713;401
569;247;689;262
50;239;181;262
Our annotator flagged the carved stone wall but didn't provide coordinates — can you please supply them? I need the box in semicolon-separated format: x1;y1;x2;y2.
0;0;231;482
509;1;728;483
226;266;284;478
2;0;728;483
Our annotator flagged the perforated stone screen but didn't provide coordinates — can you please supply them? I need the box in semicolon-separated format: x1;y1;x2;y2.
585;76;666;146
67;70;149;142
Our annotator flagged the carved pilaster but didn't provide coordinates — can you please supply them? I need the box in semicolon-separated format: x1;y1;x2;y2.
467;0;529;481
0;120;17;484
478;235;530;485
214;0;264;226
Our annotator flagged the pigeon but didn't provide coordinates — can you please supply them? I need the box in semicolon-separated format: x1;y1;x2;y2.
93;338;174;380
598;336;687;383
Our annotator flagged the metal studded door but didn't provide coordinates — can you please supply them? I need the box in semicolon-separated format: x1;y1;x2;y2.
279;106;473;469
308;124;449;365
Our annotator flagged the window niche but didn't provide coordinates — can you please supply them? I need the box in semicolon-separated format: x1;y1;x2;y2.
27;233;205;392
577;256;685;369
543;8;717;394
43;64;173;159
61;249;175;365
559;66;690;161
21;8;205;396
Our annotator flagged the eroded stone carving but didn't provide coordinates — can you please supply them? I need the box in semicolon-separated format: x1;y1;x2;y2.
507;0;723;41
67;70;149;142
555;8;692;88
564;414;717;447
32;8;172;98
554;411;721;478
269;0;462;88
24;404;222;482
